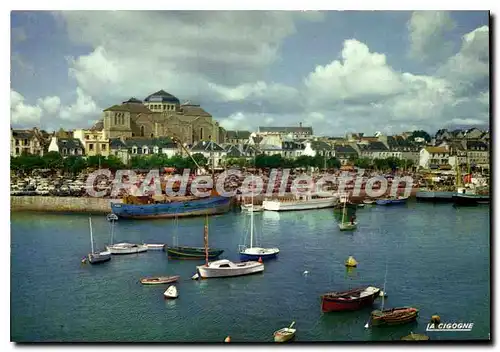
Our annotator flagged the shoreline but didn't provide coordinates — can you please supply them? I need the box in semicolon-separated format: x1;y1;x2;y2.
10;187;419;215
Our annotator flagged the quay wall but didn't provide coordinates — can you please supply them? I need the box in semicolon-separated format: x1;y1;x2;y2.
10;196;120;214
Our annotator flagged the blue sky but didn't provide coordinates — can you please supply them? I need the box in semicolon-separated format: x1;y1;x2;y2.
10;11;489;135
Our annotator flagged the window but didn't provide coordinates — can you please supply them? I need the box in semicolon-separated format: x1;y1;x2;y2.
15;139;19;146
101;144;107;151
151;133;154;138
89;144;94;151
24;139;28;146
62;148;68;155
85;135;90;140
140;126;145;137
200;128;203;140
143;147;148;154
15;147;19;155
132;147;137;154
132;133;135;137
114;115;117;125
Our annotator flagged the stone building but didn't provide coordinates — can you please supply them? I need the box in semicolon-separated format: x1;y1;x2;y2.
93;90;224;145
10;127;50;156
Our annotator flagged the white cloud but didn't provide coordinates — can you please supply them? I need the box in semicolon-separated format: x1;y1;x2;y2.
11;89;100;129
304;39;405;106
407;11;456;62
11;90;43;126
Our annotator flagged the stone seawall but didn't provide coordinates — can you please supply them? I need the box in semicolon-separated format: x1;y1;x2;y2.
10;196;120;214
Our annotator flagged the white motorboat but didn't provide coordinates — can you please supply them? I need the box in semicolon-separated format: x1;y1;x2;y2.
196;259;264;279
262;194;338;212
106;243;148;255
163;285;178;299
241;204;264;212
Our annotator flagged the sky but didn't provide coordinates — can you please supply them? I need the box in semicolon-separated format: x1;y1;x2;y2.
10;10;490;136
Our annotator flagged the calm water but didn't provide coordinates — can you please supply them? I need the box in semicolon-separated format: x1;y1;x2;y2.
11;202;490;342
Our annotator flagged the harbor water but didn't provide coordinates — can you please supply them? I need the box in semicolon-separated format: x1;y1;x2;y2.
11;202;490;342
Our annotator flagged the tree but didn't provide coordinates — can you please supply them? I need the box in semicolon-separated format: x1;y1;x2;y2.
63;156;87;175
42;151;63;170
191;153;208;167
385;156;401;170
373;158;389;171
409;130;431;142
354;157;371;169
326;157;341;169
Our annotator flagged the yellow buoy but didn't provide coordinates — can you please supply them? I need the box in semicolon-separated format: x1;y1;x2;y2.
431;315;441;324
224;336;231;343
345;256;358;267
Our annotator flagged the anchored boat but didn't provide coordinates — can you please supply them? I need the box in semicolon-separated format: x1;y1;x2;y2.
273;322;296;343
106;242;148;255
375;196;408;205
321;286;380;312
140;275;180;285
262;194;338;212
87;217;111;264
370;307;419;326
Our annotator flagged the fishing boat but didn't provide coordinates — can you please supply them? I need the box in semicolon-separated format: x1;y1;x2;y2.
110;195;231;219
163;285;178;299
87;217;111;264
321;286;380;312
262;194;338;212
239;171;279;261
375;196;408;205
140;275;180;285
338;194;357;231
452;192;490;206
106;242;148;255
165;215;224;260
273;322;296;343
370;307;419;326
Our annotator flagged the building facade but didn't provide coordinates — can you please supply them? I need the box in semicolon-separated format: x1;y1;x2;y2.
10;128;49;156
73;129;110;157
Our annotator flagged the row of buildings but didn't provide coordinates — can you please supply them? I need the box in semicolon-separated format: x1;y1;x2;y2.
10;89;490;171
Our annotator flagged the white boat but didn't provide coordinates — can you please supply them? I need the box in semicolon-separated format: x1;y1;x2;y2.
338;194;357;231
106;242;148;255
274;321;296;343
196;259;264;279
163;285;178;299
87;217;111;264
107;213;119;221
363;199;375;205
241;204;264;212
262;194;338;211
239;171;279;261
145;243;165;250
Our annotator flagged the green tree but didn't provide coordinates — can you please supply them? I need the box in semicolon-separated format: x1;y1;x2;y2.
353;157;371;169
63;156;88;175
409;130;431;142
191;153;208;167
104;155;126;170
373;158;388;171
42;152;63;170
385;156;402;170
326;157;341;169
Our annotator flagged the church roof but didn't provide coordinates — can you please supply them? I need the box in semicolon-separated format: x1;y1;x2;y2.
122;97;143;104
180;104;212;117
104;103;151;114
144;90;180;104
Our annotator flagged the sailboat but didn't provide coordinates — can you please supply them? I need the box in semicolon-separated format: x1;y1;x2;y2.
196;214;264;279
366;261;418;327
239;170;279;261
165;213;224;260
87;216;111;264
106;218;148;255
338;194;357;231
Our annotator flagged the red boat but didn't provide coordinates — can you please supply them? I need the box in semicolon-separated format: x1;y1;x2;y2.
321;286;381;312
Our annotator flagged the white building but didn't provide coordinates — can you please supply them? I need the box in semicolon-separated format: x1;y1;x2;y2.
419;147;450;169
190;140;227;168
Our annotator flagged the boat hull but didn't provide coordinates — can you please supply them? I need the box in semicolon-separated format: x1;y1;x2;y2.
197;261;264;279
321;287;380;312
263;197;337;211
110;196;231;219
165;246;224;260
416;191;454;202
88;252;111;264
106;244;148;255
274;330;296;343
370;307;419;326
339;222;357;231
376;198;408;205
452;193;490;206
140;276;180;285
239;250;279;261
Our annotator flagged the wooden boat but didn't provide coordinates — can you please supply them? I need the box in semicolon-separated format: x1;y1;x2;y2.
87;217;111;264
163;285;178;299
273;321;296;343
321;286;380;312
370;307;419;326
165;213;224;260
375;196;408;205
140;275;180;285
165;245;224;260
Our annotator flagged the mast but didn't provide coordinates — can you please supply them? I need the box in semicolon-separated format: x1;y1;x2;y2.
204;213;209;267
110;219;115;245
89;216;94;253
341;194;346;224
250;171;254;249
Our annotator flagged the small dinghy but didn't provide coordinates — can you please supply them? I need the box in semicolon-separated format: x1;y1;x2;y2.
107;213;118;221
273;321;296;343
164;285;178;299
140;275;180;285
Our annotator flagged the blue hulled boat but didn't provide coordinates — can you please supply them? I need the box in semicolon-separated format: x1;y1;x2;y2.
110;196;231;219
375;197;409;206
